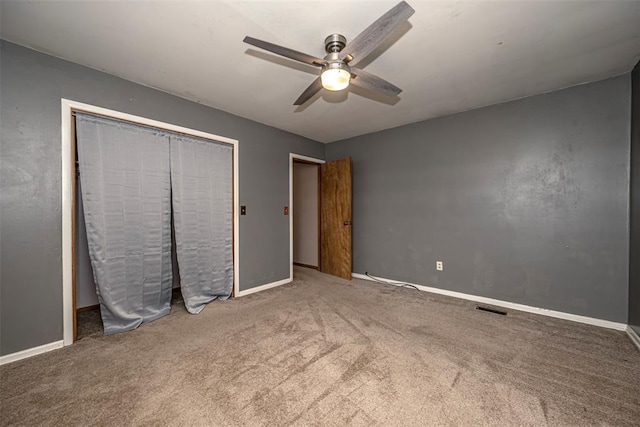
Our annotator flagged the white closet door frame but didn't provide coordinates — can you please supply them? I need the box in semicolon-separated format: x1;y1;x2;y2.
61;99;239;346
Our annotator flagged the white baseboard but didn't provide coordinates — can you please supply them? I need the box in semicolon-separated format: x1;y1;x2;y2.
0;340;64;366
236;277;292;297
352;273;627;331
627;326;640;351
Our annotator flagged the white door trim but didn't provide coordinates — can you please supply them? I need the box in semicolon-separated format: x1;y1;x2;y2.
289;153;325;279
61;99;240;346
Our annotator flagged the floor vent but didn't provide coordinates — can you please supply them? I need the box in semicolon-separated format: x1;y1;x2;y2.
476;306;507;316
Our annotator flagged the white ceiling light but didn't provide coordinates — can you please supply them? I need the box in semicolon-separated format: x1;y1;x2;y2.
321;61;351;91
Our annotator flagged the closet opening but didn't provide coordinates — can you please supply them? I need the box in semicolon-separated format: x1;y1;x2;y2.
62;99;239;345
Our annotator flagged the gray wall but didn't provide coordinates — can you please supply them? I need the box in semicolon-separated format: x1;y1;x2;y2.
327;75;631;323
630;61;640;335
0;41;324;356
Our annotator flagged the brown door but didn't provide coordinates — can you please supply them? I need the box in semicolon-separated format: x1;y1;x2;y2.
320;157;352;280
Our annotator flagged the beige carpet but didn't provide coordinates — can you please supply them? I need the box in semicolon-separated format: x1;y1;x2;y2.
1;267;639;426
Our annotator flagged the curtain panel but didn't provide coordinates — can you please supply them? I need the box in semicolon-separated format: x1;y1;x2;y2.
76;114;173;335
170;134;233;314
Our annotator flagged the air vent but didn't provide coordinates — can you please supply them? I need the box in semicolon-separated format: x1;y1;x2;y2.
476;306;507;316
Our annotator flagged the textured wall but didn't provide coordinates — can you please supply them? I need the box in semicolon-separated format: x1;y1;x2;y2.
0;41;324;355
630;61;640;335
327;75;631;322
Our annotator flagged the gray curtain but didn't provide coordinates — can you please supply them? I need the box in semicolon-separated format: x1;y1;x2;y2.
76;114;173;335
170;134;233;314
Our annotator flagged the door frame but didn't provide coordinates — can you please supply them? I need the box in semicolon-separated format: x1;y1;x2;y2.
289;153;325;278
61;99;240;346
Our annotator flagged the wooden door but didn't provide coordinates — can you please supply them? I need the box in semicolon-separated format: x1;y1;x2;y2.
320;157;352;280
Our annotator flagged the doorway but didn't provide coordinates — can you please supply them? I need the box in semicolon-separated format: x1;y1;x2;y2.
292;159;321;270
289;154;324;278
289;154;353;280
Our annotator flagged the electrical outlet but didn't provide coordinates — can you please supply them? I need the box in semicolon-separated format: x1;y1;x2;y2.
436;261;444;271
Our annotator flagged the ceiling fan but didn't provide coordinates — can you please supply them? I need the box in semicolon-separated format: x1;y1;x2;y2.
243;1;415;106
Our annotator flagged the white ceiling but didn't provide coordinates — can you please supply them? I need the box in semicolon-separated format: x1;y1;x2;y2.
2;1;640;143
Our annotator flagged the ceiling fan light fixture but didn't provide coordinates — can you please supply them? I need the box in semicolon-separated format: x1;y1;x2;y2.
243;1;415;105
321;62;351;91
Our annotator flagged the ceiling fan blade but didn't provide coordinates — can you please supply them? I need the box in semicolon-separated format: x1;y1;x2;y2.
294;77;323;106
339;1;415;66
243;36;326;67
350;67;402;97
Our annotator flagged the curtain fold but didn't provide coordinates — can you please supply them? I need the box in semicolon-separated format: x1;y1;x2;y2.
170;134;233;314
76;114;173;335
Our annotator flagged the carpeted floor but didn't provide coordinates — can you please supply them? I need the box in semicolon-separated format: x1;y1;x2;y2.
1;267;639;426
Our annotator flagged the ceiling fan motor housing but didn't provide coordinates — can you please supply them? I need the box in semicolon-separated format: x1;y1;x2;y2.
323;34;350;77
324;34;346;53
